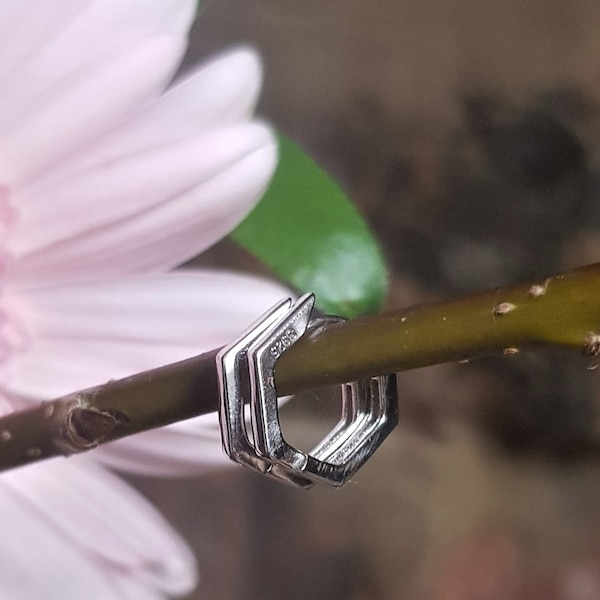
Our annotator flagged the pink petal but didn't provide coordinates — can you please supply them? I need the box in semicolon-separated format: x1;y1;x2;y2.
96;416;228;476
36;48;266;184
0;34;186;184
3;457;197;596
35;0;196;50
14;123;273;257
0;479;124;599
0;1;88;85
11;126;276;282
107;47;264;143
105;576;165;600
7;270;289;399
0;0;194;90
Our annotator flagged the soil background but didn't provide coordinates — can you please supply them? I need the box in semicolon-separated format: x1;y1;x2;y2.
132;2;600;598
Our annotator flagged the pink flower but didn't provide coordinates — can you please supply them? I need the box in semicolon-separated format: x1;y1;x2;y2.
0;1;284;597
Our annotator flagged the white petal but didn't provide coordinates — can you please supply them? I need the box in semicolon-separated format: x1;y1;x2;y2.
96;416;229;476
7;270;289;399
14;123;273;257
3;458;197;596
11;126;277;282
0;34;186;184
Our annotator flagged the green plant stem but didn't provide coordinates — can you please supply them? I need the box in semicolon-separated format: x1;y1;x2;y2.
1;263;600;472
277;263;600;393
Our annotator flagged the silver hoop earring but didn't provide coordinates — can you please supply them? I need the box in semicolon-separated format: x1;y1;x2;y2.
217;294;398;488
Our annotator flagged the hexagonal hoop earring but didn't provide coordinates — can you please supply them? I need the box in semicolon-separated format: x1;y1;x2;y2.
217;294;399;488
216;297;316;488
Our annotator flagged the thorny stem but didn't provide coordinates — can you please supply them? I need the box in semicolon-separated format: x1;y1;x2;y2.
1;263;600;471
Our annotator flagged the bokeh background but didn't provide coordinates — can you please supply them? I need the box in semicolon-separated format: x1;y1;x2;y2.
133;2;600;597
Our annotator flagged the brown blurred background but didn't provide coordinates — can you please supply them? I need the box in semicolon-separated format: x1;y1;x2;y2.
133;2;600;598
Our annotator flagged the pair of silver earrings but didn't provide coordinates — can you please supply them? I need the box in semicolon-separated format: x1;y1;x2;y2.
216;294;398;488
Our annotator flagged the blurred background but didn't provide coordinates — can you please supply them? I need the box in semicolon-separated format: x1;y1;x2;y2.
133;1;600;597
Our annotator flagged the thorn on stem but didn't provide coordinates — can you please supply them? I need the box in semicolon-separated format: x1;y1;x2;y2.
493;302;516;316
584;333;600;357
502;347;519;356
527;279;549;297
65;407;128;450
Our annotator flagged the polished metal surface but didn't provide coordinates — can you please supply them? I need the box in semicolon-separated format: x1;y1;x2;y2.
217;294;398;487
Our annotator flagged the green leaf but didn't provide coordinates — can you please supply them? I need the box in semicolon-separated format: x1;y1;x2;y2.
231;133;388;318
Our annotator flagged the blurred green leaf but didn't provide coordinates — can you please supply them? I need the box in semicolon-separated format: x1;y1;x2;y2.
231;133;388;318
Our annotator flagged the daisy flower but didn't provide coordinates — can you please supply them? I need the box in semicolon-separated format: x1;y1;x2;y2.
0;1;284;597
